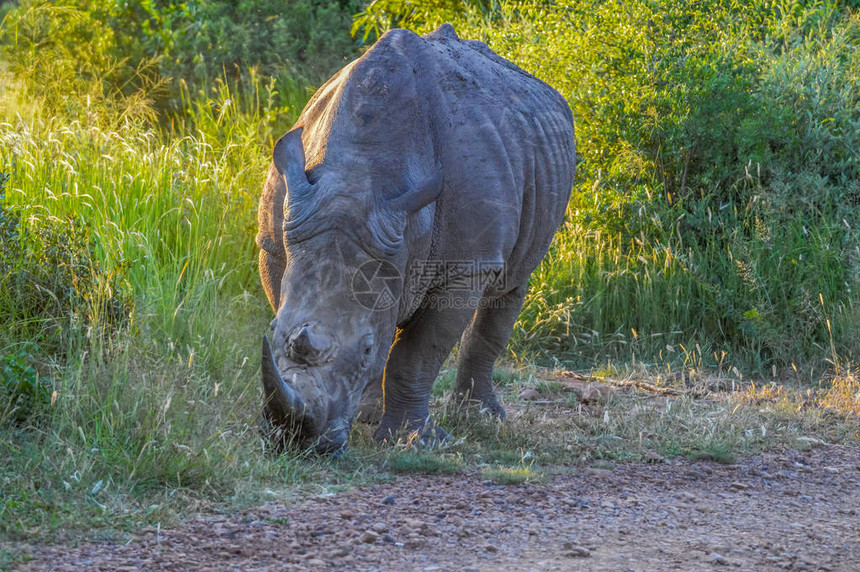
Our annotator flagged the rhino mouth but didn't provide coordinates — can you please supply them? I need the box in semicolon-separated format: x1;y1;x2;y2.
261;334;350;453
262;334;319;437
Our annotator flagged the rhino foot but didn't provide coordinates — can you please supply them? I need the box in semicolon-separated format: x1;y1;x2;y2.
454;392;507;420
373;417;449;448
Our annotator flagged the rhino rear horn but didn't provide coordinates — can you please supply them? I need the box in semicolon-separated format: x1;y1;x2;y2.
390;164;443;214
273;127;313;200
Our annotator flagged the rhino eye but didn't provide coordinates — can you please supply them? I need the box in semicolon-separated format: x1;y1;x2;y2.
359;333;374;366
361;333;374;353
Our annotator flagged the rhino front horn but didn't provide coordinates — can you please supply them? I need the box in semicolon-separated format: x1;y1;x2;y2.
261;334;316;430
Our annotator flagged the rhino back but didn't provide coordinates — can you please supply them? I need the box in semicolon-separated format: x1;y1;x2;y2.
258;25;575;302
420;25;575;286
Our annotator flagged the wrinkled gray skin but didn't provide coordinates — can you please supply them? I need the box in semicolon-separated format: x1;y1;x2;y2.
257;24;575;453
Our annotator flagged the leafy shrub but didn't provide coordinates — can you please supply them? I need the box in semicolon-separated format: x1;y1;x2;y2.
0;351;49;425
0;171;130;353
107;0;363;86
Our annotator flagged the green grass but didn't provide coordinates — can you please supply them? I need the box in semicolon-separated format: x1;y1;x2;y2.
481;464;546;485
383;452;464;475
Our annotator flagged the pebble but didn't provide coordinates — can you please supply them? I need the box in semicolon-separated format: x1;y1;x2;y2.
580;383;613;404
370;522;388;534
561;545;591;558
518;388;541;401
359;530;380;544
329;546;351;558
730;482;750;491
382;496;396;505
709;552;728;565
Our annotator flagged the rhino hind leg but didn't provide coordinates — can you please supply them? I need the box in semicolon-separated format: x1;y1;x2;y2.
454;286;528;419
373;300;476;444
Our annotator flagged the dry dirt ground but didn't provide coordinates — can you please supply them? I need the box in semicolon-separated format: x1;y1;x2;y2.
11;444;860;571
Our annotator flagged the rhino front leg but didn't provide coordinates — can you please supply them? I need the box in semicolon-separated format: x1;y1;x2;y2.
374;301;475;444
454;285;527;418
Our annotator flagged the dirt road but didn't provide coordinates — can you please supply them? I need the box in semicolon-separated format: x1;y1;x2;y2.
14;445;860;571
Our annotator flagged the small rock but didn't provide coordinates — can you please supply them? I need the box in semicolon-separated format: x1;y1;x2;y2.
359;530;380;544
370;522;388;534
709;552;728;565
729;482;749;491
307;559;326;567
584;468;613;478
528;523;541;536
382;495;396;505
519;388;541;401
561;545;591;558
381;533;397;544
561;497;589;508
580;383;612;404
340;510;355;519
563;382;612;404
484;543;498;553
329;546;351;558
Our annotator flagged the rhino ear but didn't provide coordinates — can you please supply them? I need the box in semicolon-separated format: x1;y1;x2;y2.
390;165;443;215
273;127;312;195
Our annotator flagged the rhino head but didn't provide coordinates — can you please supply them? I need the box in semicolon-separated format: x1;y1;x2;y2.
261;127;441;454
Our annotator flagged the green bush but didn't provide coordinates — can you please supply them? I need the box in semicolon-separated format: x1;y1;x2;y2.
0;351;49;425
108;0;363;86
0;171;130;354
